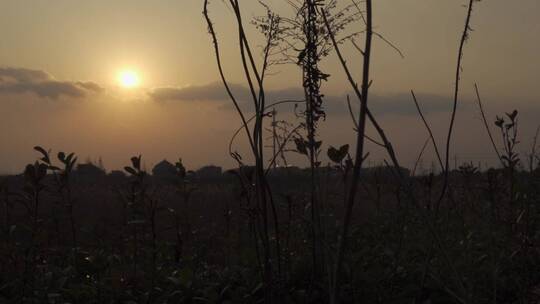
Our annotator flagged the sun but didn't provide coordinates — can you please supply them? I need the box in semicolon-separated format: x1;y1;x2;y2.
118;70;140;88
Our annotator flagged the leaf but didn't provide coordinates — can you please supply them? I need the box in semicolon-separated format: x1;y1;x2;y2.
58;152;66;162
494;116;504;128
124;166;137;176
34;146;48;159
338;144;349;157
34;146;51;163
328;144;349;163
294;138;308;155
506;109;518;121
131;156;141;170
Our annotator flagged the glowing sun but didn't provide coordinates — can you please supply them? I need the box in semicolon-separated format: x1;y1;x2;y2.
118;70;140;88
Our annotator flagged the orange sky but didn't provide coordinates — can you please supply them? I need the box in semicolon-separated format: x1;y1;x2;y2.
0;0;539;173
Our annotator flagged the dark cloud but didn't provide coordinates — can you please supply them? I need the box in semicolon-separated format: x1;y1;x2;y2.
0;67;103;99
150;82;456;116
149;82;306;103
330;93;455;116
149;82;249;102
0;67;50;83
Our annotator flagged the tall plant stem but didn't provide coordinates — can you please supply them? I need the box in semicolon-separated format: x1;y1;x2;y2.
324;1;372;302
440;0;475;201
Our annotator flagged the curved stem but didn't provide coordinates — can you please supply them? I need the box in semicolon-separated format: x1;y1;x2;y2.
440;0;475;200
411;90;444;172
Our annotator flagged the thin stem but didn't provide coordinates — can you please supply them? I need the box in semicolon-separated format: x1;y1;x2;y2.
411;90;444;172
440;0;475;200
474;83;503;167
323;1;372;301
203;0;255;155
412;137;431;176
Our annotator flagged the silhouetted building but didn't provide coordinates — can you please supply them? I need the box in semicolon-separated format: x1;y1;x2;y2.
75;163;106;182
152;160;177;181
239;166;255;179
196;165;222;179
107;170;126;183
108;170;126;178
267;165;303;177
361;166;410;182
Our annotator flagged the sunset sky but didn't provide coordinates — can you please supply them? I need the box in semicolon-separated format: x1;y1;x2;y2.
1;0;539;173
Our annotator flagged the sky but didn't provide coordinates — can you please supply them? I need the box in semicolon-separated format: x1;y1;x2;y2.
0;0;539;173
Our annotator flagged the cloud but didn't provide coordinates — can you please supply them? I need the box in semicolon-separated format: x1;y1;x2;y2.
151;82;458;117
333;93;455;116
0;67;103;99
0;67;50;83
149;82;307;103
149;82;249;102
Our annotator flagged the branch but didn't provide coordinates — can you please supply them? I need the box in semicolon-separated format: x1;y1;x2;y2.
347;95;385;148
441;0;476;199
474;83;504;167
412;137;431;176
228;100;303;157
411;90;444;171
203;0;255;155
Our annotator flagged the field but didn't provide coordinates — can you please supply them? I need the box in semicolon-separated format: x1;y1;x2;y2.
1;156;540;303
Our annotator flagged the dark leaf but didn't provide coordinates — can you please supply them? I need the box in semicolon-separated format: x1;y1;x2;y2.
131;156;141;170
328;144;349;163
66;153;75;164
294;138;308;155
495;116;504;128
58;152;66;162
34;146;50;163
124;167;137;176
506;110;518;121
